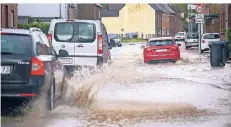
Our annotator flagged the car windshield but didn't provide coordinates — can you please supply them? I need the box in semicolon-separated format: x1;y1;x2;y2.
54;22;96;43
149;40;174;46
1;34;32;55
203;34;220;39
186;34;199;39
176;33;184;36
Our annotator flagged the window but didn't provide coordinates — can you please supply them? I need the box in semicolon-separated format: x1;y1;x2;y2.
54;22;96;43
1;34;32;55
148;40;174;46
186;34;199;39
203;34;220;39
10;10;14;28
167;29;170;36
5;5;8;27
34;34;51;56
38;34;54;55
162;29;165;36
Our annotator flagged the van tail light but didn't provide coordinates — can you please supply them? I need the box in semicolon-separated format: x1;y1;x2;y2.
97;33;103;54
66;19;75;22
31;57;45;76
202;40;205;43
47;32;52;43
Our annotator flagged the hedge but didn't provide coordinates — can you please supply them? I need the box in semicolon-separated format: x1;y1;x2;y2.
18;23;50;35
226;28;231;54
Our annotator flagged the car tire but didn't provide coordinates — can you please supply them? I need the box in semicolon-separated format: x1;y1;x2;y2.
47;81;55;111
185;46;189;50
201;49;204;53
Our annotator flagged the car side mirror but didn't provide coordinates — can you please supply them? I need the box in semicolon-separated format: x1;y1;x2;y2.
177;43;181;46
58;49;69;57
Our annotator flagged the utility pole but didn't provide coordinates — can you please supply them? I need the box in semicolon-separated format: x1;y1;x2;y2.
59;4;62;19
195;4;204;54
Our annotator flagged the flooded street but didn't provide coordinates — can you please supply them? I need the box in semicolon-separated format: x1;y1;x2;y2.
2;42;231;127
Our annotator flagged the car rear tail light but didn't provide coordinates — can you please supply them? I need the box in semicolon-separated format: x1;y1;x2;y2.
202;40;205;43
0;32;7;34
171;46;178;50
144;48;152;55
97;33;103;54
47;32;52;43
31;57;45;76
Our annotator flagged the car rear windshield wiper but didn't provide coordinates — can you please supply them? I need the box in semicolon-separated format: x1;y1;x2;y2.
1;52;15;55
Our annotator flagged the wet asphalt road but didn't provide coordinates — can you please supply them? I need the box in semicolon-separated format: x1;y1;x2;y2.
1;42;231;127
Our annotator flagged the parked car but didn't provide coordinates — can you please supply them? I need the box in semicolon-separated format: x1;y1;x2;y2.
143;37;180;63
1;28;65;110
48;19;111;72
201;33;221;53
108;34;121;47
174;32;186;40
185;33;199;50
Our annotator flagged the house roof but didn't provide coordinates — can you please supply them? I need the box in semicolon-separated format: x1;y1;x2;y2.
101;10;119;17
161;4;175;14
156;4;169;13
96;4;103;8
107;4;125;11
148;4;163;12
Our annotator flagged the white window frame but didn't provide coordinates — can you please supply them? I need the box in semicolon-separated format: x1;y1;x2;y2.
10;10;14;28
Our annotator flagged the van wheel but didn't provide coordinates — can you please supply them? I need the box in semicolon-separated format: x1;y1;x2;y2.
47;82;55;111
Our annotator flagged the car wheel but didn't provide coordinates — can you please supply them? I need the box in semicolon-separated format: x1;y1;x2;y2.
201;49;204;53
47;82;55;111
185;46;189;50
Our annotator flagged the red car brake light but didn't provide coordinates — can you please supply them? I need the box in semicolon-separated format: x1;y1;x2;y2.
31;57;45;76
97;33;103;54
202;40;205;43
47;32;52;43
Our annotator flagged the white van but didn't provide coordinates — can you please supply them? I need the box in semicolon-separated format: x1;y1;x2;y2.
48;19;111;70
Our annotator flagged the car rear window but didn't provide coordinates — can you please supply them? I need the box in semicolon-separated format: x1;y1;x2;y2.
176;33;184;36
54;22;96;43
203;34;220;39
186;34;199;39
149;40;174;46
1;34;32;55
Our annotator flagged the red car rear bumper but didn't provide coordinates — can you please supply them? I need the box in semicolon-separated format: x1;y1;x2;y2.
144;52;180;63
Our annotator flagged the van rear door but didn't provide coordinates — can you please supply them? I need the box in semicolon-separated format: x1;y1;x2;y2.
53;21;98;67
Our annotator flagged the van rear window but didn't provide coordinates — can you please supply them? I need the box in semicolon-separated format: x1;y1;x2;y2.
54;22;96;43
1;34;32;55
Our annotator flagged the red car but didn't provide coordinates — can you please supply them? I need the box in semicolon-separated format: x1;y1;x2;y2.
143;37;180;63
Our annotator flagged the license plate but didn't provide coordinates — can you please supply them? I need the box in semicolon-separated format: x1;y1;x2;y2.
1;66;11;75
59;58;73;64
156;49;168;52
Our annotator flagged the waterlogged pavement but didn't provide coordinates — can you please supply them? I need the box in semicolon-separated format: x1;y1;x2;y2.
1;43;231;127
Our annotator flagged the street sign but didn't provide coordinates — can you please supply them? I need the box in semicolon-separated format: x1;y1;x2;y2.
195;5;204;14
195;13;204;19
195;19;204;24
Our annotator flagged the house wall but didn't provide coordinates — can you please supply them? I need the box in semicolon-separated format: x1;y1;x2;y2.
155;11;162;37
77;4;101;20
1;4;18;28
120;4;156;38
162;13;170;37
102;17;121;33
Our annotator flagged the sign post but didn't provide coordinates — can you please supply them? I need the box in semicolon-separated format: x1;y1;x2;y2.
195;4;204;54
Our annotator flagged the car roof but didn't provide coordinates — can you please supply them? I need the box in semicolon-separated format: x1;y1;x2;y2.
203;33;220;35
149;37;173;41
1;28;31;35
50;19;101;24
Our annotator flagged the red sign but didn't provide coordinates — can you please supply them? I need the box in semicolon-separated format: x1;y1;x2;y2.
195;5;204;14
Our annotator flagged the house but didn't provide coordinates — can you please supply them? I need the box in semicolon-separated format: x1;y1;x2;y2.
220;4;231;40
18;4;103;24
101;4;183;39
76;4;103;20
1;4;18;28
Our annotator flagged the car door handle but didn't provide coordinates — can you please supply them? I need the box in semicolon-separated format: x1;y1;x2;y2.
77;44;84;47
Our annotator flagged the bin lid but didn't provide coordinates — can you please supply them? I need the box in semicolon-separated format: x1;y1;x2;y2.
209;41;226;46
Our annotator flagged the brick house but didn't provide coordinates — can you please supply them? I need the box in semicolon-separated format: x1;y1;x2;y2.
220;4;231;40
76;4;103;20
1;4;18;28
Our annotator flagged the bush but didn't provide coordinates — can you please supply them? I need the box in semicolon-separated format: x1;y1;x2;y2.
226;28;231;54
18;23;50;35
121;38;147;43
